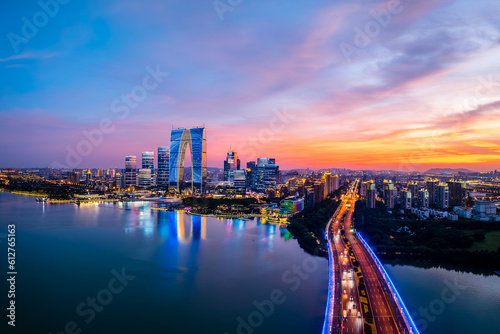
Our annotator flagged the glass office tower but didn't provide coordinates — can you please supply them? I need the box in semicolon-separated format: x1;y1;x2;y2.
142;152;154;170
223;149;240;181
169;127;207;193
140;151;154;188
254;158;279;193
157;147;169;187
125;156;137;188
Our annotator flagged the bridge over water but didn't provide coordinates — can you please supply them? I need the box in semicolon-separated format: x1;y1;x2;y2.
322;180;419;334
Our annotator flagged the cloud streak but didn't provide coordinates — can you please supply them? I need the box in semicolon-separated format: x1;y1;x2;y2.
0;0;499;170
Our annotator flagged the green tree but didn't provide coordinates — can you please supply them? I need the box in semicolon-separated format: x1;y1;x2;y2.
473;231;486;242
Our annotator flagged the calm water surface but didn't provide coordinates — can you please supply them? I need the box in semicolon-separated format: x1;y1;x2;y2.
1;192;499;334
385;264;500;334
1;193;328;334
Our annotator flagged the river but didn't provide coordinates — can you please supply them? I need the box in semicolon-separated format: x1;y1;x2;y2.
0;192;327;334
1;192;499;334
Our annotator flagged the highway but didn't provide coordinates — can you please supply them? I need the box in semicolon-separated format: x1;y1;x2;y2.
324;179;413;334
344;199;399;334
324;181;363;334
335;213;363;333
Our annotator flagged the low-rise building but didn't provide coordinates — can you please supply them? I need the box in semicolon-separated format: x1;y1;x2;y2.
454;206;472;219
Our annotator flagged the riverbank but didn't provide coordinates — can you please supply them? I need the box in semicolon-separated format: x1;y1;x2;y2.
286;186;346;257
11;190;48;197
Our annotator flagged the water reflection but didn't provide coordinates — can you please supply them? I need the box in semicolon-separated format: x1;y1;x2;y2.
76;201;291;244
1;192;329;334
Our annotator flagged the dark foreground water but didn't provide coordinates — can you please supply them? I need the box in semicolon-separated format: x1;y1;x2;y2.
0;193;328;334
385;264;500;334
1;192;499;334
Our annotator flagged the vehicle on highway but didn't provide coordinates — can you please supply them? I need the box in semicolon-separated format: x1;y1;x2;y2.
350;296;353;301
357;311;361;318
352;304;356;309
343;310;347;321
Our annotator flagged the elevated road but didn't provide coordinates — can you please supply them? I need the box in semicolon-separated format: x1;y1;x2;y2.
344;203;398;333
323;180;419;334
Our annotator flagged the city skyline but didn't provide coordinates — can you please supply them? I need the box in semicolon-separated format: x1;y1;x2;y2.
1;0;500;171
2;2;500;334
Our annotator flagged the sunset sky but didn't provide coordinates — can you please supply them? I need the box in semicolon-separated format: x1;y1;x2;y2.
1;0;500;171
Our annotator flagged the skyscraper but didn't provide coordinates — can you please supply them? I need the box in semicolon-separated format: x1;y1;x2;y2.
436;184;449;210
426;179;438;206
139;152;154;188
246;161;256;190
360;181;368;197
233;169;247;194
418;189;429;208
366;180;376;209
157;147;169;188
447;180;466;208
125;156;137;189
333;174;340;192
223;149;240;181
142;152;154;170
400;189;412;209
138;168;152;188
322;173;334;197
383;180;395;209
169;127;207;193
254;158;279;193
314;181;325;205
408;181;419;207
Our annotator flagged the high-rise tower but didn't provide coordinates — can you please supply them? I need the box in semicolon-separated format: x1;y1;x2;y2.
169;127;207;193
157;147;169;187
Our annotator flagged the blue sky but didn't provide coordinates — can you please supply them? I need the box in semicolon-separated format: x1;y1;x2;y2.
1;0;500;170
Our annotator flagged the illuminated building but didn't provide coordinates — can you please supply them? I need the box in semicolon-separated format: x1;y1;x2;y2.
233;169;246;193
436;184;449;210
125;156;136;188
260;204;280;221
142;151;154;170
408;181;419;207
383;180;395;209
400;189;412;209
138;168;152;188
426;179;438;206
333;174;340;192
140;151;154;188
314;181;324;205
67;171;80;183
107;169;116;179
254;158;279;193
418;189;429;208
246;161;256;190
360;181;368;197
366;180;376;209
169;127;207;193
279;196;305;218
322;173;334;197
223;149;240;181
114;172;124;189
157;146;169;187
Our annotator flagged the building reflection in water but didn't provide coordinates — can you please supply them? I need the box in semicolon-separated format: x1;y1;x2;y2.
125;205;289;243
155;211;209;243
191;214;201;240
